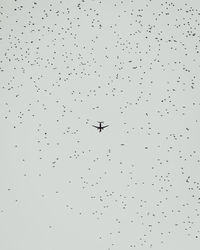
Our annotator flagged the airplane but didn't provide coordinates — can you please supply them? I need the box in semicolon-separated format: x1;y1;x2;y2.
92;121;109;132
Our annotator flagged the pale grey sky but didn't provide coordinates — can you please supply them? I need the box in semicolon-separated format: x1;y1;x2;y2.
1;0;200;249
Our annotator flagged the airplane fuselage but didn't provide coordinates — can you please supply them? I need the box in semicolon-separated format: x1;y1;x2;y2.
99;122;102;132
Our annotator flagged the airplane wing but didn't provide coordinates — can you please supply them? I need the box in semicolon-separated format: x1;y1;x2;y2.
92;125;99;129
102;125;109;129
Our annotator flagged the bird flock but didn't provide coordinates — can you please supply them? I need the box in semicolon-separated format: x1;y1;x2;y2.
1;0;200;249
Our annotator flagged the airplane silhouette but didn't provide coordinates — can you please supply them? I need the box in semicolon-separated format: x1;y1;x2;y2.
92;121;109;132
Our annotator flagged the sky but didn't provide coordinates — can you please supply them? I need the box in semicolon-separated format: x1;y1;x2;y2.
1;0;200;249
